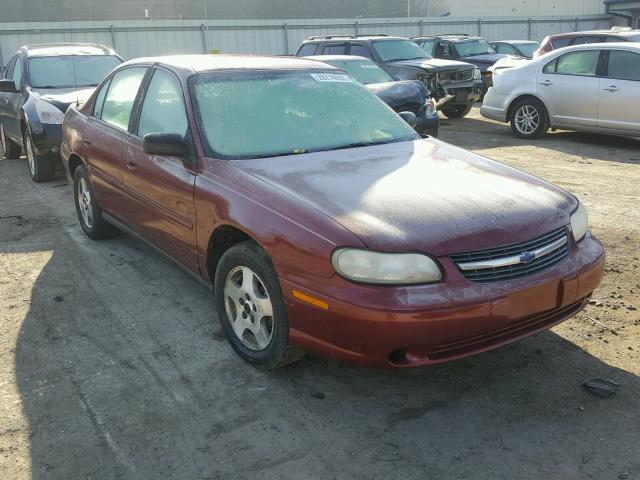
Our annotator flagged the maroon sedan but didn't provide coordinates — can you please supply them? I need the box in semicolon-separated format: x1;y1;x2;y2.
60;55;605;369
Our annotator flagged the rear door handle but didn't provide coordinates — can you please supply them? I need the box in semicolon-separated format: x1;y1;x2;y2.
125;160;138;171
81;137;92;145
538;80;553;86
603;85;619;92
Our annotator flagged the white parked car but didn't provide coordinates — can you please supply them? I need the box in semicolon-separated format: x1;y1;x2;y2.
481;43;640;139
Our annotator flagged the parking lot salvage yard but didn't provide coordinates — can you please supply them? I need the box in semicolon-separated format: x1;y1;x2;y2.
1;108;639;478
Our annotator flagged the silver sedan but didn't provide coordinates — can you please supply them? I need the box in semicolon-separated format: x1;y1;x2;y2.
481;43;640;139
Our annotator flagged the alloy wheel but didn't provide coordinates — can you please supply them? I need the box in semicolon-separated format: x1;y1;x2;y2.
514;105;540;135
77;177;94;229
224;266;274;351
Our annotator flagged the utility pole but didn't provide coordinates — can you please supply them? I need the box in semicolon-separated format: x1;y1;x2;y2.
407;0;411;18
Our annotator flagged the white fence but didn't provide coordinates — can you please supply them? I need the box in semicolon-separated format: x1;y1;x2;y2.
0;14;613;65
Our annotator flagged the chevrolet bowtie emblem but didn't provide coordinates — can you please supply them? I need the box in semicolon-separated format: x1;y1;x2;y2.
519;251;536;264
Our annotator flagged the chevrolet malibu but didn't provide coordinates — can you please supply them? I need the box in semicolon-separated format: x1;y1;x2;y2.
61;55;605;369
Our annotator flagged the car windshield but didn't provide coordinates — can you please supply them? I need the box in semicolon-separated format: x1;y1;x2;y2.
455;39;497;57
191;70;417;159
372;39;430;62
28;55;122;88
323;59;394;84
517;42;540;57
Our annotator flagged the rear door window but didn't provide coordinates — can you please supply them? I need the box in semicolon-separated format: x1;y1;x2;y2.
100;67;147;131
551;37;572;49
436;42;453;57
606;50;640;81
297;43;317;56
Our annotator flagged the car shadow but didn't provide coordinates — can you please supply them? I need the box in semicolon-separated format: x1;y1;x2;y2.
2;158;639;479
439;113;640;166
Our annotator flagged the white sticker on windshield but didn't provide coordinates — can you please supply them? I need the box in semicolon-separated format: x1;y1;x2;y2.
310;73;353;83
360;65;379;69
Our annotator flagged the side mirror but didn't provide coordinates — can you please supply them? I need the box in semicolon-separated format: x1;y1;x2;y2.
398;111;417;128
143;133;187;157
0;79;19;94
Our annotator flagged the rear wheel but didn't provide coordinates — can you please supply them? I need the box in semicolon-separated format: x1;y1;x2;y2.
1;123;21;159
23;127;55;182
509;98;549;139
441;102;474;119
214;241;305;370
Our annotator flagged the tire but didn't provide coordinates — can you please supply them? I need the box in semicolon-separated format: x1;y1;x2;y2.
441;102;474;119
23;127;55;182
214;241;305;370
73;164;118;240
1;122;22;159
509;98;549;139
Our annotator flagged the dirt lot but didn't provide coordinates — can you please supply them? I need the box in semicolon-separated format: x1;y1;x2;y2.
1;109;639;480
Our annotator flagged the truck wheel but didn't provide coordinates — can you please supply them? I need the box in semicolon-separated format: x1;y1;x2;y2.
1;123;21;159
441;102;474;119
214;241;305;370
509;98;549;139
23;127;55;182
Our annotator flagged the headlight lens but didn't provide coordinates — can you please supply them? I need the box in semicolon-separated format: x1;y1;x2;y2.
570;202;588;242
332;249;442;285
35;100;65;124
473;67;481;80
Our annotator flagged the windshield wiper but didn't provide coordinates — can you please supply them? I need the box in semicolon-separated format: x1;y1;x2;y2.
386;56;427;62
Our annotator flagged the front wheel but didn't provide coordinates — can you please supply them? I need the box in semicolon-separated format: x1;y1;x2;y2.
214;241;305;370
509;98;549;139
73;165;118;239
23;127;55;182
441;102;474;119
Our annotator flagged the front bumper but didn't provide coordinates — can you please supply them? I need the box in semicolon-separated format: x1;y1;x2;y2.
442;79;484;106
281;235;605;368
28;122;63;158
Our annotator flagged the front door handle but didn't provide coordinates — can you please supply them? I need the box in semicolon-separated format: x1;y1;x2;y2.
538;80;553;86
125;160;138;171
81;137;92;145
603;85;619;92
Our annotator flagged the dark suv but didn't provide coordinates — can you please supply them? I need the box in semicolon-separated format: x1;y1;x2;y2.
534;28;640;57
295;35;483;118
413;34;510;93
0;43;122;182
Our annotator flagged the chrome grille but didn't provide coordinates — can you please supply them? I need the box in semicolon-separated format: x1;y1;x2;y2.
438;68;474;83
450;227;570;283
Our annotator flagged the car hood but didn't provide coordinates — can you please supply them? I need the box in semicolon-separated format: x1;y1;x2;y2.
232;139;576;256
459;53;511;65
387;57;474;72
365;80;426;111
31;87;96;112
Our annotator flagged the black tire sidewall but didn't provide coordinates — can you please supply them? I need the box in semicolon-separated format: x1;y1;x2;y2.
442;102;474;119
510;98;549;139
24;127;54;182
1;122;21;159
214;242;290;368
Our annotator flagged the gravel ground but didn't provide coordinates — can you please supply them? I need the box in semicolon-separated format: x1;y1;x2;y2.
1;108;639;479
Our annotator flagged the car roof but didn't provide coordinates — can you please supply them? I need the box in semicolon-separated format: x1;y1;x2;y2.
20;42;117;57
536;41;640;59
493;40;539;44
414;34;482;42
304;55;372;62
549;29;640;38
120;54;338;74
303;35;408;43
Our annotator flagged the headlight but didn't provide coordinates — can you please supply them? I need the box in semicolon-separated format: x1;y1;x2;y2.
570;202;588;242
35;100;65;124
424;97;437;115
473;68;481;80
332;249;442;285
